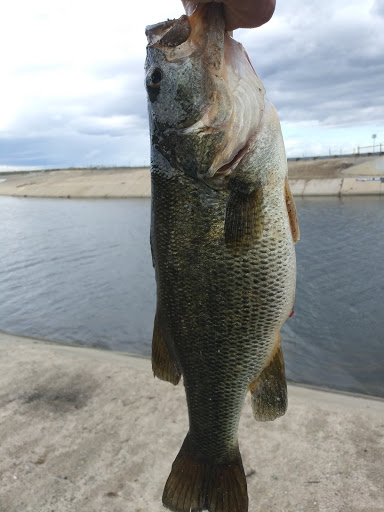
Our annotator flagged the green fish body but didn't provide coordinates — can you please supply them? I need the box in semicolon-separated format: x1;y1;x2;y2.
145;5;299;512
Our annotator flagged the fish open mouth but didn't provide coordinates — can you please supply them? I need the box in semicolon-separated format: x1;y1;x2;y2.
146;3;220;48
145;15;191;47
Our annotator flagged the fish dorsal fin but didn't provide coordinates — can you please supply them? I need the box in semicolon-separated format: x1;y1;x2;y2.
285;177;300;243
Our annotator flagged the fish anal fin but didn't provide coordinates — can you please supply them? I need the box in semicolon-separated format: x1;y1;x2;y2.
162;433;248;512
285;177;300;243
224;180;264;254
249;335;287;421
152;314;181;386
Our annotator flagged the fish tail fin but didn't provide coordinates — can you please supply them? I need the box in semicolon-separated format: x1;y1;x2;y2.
162;433;248;512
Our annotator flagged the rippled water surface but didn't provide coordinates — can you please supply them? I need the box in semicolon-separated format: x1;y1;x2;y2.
1;195;383;397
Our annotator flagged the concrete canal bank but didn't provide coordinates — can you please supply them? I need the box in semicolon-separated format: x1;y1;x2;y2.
1;331;383;512
0;156;383;198
290;176;384;196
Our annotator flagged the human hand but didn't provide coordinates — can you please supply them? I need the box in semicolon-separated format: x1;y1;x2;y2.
182;0;276;31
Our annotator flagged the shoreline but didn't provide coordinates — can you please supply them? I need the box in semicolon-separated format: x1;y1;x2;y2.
2;330;383;402
0;156;383;198
1;331;383;511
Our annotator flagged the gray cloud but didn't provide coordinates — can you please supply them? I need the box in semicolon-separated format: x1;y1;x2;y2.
92;83;148;121
71;114;147;137
0;127;149;169
238;1;384;130
372;0;384;16
2;0;383;166
2;70;150;166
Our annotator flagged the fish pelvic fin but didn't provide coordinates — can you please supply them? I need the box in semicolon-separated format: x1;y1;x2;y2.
152;314;181;385
224;178;264;254
285;177;300;243
249;334;287;421
162;433;248;512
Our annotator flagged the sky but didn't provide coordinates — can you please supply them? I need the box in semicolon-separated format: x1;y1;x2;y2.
1;0;384;170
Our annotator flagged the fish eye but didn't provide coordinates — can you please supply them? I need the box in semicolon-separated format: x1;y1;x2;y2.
146;67;163;102
150;68;162;85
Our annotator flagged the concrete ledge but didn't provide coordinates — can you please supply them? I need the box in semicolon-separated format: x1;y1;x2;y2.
287;179;306;195
341;177;382;195
1;332;383;512
302;178;343;196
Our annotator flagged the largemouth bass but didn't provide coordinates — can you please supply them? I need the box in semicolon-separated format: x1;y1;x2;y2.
145;4;299;512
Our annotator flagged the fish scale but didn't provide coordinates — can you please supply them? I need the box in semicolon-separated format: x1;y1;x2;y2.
146;4;299;512
151;160;295;456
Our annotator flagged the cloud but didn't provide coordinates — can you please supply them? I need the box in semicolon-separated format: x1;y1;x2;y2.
1;0;383;165
237;0;384;133
0;129;150;168
71;114;147;137
372;0;384;16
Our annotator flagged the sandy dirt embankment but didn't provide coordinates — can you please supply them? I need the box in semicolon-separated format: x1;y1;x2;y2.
1;332;383;512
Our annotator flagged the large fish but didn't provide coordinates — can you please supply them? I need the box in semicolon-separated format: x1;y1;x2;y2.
145;4;299;512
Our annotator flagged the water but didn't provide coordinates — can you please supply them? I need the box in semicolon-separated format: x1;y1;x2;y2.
0;196;383;397
0;197;155;351
283;197;384;397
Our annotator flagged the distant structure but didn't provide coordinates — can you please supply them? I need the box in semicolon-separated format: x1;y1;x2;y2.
356;142;382;155
288;137;383;162
288;142;383;162
372;134;377;152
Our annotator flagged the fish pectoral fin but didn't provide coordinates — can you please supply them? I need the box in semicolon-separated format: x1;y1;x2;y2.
152;314;181;386
224;179;264;253
163;433;248;512
249;335;287;421
285;177;300;243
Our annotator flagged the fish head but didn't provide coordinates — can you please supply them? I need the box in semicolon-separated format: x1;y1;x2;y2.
145;4;265;186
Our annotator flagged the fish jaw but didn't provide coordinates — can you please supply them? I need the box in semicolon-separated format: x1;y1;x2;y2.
145;4;265;185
